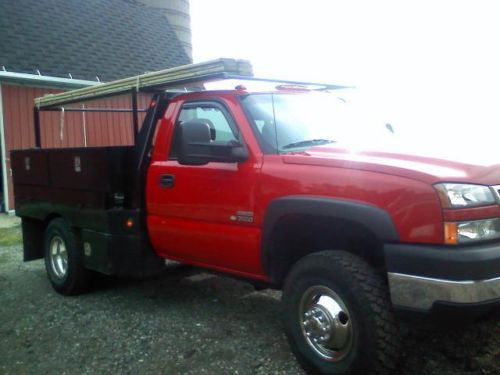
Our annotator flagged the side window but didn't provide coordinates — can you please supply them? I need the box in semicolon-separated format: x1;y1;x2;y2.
169;103;238;158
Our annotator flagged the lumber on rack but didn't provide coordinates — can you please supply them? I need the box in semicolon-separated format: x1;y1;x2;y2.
35;58;253;108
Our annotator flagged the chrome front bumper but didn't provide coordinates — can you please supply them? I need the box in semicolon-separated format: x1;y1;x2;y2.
388;272;500;311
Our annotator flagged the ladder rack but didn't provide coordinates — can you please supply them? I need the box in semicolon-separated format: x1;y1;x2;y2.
32;58;253;147
31;58;346;148
34;58;253;109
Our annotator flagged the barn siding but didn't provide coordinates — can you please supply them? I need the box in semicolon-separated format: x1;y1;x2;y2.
1;83;151;211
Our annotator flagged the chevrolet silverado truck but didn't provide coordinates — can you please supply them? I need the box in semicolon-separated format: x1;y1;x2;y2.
11;60;500;374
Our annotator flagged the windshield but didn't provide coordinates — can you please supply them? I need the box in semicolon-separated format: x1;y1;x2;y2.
241;91;392;152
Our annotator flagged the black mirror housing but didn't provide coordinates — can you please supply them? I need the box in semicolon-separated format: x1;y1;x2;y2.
177;120;248;165
178;120;212;165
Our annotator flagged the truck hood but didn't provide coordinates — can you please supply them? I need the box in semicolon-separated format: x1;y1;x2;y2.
282;145;500;185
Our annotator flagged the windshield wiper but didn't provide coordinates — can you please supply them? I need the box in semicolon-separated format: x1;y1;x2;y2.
281;139;336;150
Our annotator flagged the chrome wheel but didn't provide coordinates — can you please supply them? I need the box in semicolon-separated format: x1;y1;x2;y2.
299;285;353;361
49;235;68;279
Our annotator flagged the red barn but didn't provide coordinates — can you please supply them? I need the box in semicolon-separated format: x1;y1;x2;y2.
0;0;191;212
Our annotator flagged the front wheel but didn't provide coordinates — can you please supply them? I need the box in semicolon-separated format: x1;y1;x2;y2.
282;250;400;374
44;218;90;295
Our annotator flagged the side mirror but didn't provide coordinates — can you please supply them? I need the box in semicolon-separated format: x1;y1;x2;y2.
177;120;248;165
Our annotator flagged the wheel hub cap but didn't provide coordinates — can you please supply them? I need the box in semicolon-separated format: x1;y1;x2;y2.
49;236;68;279
300;287;353;361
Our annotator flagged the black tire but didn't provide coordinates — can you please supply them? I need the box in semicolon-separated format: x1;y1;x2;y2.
282;250;400;375
44;218;90;295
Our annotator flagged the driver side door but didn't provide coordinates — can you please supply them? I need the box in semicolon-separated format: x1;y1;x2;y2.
147;99;264;277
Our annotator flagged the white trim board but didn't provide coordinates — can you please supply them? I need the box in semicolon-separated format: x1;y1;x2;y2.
0;71;100;89
0;83;10;212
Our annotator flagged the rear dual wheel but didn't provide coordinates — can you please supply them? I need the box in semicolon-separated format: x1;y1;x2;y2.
282;250;400;374
44;218;90;295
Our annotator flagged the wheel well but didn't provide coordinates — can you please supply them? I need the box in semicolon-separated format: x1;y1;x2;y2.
21;213;62;261
44;213;62;225
266;214;385;285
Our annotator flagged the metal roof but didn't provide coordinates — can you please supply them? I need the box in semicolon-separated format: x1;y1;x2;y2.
0;0;191;82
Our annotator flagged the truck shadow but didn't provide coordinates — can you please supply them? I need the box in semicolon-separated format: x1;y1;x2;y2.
87;265;499;375
90;263;286;335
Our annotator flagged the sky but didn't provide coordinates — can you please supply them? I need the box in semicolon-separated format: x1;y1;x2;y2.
190;0;500;164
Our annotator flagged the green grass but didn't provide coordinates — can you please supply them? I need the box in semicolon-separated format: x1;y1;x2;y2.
0;252;9;264
0;226;22;247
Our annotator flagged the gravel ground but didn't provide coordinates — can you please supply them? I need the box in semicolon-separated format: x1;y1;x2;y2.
1;221;499;374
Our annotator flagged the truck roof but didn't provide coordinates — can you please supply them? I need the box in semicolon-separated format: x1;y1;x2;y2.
168;87;346;101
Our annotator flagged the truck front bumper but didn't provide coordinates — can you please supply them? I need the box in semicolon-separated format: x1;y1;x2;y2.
385;242;500;313
387;273;500;310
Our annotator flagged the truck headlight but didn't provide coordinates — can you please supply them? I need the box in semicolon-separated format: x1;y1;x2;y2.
434;183;496;208
444;218;500;244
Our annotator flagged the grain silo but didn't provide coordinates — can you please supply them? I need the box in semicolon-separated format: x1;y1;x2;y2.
138;0;193;61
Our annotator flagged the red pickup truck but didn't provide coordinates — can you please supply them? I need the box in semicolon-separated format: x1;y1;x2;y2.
12;72;500;374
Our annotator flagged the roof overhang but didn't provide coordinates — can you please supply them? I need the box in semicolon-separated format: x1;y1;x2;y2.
0;71;100;89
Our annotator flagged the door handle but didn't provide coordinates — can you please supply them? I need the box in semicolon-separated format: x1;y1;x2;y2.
159;174;175;188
